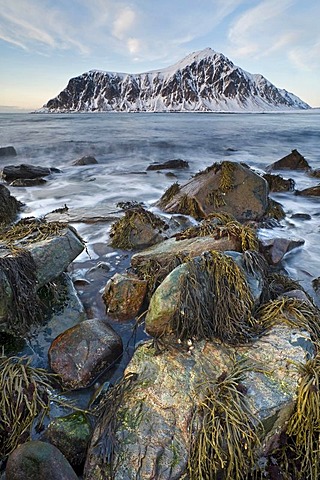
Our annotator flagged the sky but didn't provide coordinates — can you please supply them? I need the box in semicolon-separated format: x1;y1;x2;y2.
0;0;319;111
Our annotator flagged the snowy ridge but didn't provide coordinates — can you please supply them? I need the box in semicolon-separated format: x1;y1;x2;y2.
41;48;310;113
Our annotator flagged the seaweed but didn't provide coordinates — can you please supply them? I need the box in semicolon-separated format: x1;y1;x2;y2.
189;358;261;480
263;199;286;221
133;254;187;299
256;297;320;340
176;213;258;252
257;354;320;480
89;372;138;478
175;194;206;220
0;250;42;334
171;251;257;344
0;354;53;459
157;182;181;207
110;204;168;250
267;272;313;302
0;217;71;246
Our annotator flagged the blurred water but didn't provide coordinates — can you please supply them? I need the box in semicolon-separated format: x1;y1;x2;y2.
1;111;320;394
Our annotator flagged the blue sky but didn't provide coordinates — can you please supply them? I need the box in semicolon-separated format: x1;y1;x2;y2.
0;0;319;110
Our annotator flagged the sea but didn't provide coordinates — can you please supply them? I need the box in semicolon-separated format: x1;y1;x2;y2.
1;110;320;404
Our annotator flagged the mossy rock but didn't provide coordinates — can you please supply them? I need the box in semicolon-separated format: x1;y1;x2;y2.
43;412;92;467
84;320;313;480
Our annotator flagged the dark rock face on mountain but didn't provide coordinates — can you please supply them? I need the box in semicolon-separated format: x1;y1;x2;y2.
42;48;310;113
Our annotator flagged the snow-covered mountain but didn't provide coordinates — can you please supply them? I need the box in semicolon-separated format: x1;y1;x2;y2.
42;48;310;113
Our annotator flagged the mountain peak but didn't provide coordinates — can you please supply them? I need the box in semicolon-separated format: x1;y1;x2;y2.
42;48;310;113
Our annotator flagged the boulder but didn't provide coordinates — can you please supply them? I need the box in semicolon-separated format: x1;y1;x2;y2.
109;205;168;250
155;161;269;221
144;251;264;339
0;184;22;226
262;173;295;192
71;156;98;166
102;273;147;321
0;224;85;335
22;273;87;368
10;177;47;187
44;205;122;224
1;163;60;182
259;237;305;265
131;234;241;278
48;319;123;389
0;146;16;157
6;440;78;480
84;322;312;480
295;185;320;197
290;213;311;220
42;412;92;468
266;149;310;171
147;159;189;170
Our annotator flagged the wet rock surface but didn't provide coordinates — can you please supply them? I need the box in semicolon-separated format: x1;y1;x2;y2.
48;318;123;389
0;146;17;157
5;440;78;480
0;184;22;226
146;159;189;170
266;149;310;171
103;272;147;321
1;163;60;182
42;412;92;468
85;323;312;480
156;161;269;221
71;155;98;166
259;237;305;265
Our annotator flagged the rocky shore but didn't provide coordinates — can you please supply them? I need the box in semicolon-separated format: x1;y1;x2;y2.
1;147;320;479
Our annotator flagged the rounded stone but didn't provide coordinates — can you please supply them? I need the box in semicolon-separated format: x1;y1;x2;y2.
5;440;78;480
48;319;123;389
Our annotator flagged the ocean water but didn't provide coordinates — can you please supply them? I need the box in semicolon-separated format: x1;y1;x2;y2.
1;111;320;392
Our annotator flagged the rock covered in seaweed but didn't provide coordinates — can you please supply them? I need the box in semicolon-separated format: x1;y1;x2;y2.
48;318;123;389
84;320;312;480
109;203;169;250
155;161;269;222
0;220;85;335
144;250;260;341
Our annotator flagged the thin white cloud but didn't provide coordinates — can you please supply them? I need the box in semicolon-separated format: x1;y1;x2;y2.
112;6;136;40
0;0;89;54
228;0;295;57
289;40;320;72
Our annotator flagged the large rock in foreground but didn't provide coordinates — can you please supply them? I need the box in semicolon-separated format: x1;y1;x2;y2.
155;161;269;221
84;323;311;480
